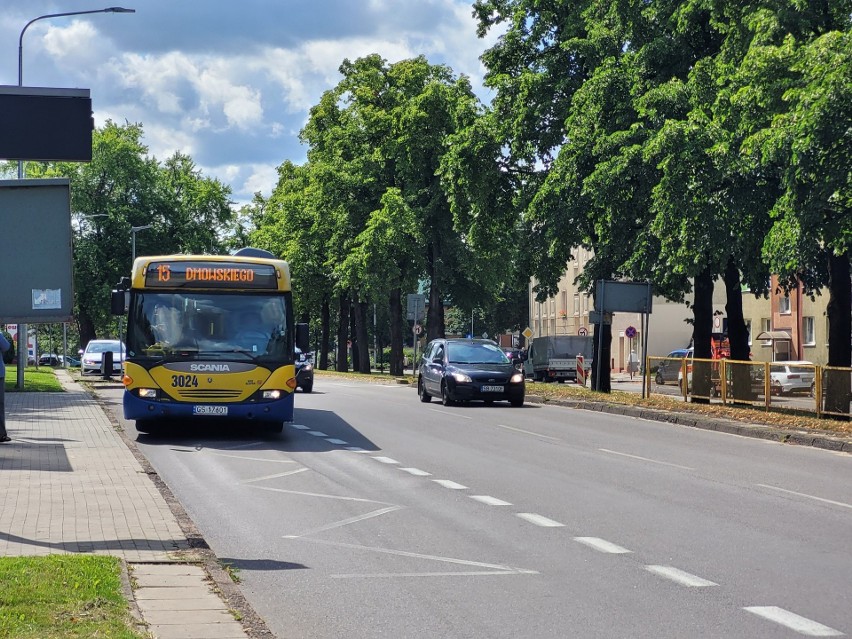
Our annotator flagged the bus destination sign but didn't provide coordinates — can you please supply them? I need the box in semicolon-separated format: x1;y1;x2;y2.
144;261;279;289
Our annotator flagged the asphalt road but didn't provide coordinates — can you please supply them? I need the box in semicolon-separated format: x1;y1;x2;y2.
100;381;852;638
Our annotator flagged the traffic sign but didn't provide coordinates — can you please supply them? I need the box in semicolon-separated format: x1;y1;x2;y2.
578;327;588;336
413;324;423;336
522;327;533;339
625;325;637;339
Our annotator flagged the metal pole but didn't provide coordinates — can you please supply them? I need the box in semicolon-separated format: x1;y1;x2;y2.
595;280;605;392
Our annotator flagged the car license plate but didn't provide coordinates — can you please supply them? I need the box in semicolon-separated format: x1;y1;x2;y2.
481;385;504;393
193;405;228;416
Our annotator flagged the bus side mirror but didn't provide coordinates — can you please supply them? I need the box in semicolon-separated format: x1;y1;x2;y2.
295;323;309;352
110;290;128;315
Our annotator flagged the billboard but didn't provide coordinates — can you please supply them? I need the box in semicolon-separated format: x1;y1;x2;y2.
0;86;93;162
0;179;74;323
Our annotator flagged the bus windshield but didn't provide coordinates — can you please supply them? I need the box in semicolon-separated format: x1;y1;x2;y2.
126;291;292;363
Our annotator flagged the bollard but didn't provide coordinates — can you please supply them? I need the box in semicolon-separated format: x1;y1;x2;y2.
101;350;114;379
576;354;586;386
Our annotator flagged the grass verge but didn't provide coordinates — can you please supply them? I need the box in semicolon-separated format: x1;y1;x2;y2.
5;367;64;392
0;555;146;639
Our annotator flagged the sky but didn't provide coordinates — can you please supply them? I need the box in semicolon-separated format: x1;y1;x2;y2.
0;0;501;205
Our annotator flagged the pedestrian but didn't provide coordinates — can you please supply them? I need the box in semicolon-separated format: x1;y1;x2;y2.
0;331;11;443
627;349;640;381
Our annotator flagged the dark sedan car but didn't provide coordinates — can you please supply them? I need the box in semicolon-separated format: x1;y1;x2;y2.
418;338;524;407
295;347;314;393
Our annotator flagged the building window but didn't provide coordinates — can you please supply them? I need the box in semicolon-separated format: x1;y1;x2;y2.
803;317;815;346
573;294;580;315
761;318;771;345
779;295;791;314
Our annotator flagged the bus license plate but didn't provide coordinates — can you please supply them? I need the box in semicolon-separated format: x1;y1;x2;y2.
481;385;504;393
193;405;228;416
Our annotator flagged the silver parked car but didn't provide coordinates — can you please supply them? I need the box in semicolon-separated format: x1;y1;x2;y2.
81;339;126;375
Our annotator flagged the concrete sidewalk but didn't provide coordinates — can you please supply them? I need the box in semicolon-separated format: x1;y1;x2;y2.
0;369;254;639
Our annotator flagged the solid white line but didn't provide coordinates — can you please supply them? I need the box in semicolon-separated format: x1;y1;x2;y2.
599;448;694;470
241;467;308;484
400;467;432;476
470;495;512;506
283;506;402;539
326;438;348;445
211;453;297;463
291;424;310;430
574;537;631;553
373;456;399;464
497;424;560;440
744;607;843;636
433;480;468;490
645;565;717;587
251;485;393;504
757;484;852;510
307;431;328;437
428;408;472;419
516;513;564;527
331;570;538;578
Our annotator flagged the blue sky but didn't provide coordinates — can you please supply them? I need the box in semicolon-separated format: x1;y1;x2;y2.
0;1;499;204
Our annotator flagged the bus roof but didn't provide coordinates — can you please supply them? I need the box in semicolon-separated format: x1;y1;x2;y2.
130;254;292;292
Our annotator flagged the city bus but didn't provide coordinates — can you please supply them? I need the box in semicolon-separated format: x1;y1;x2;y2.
113;248;308;433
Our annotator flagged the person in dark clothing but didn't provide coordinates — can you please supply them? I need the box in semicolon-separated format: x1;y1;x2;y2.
0;332;11;443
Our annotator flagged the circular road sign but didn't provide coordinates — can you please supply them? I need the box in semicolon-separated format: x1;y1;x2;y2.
413;324;423;336
578;327;588;336
625;325;637;339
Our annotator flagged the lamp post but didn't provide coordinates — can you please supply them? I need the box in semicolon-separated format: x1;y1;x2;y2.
17;7;136;179
131;224;152;262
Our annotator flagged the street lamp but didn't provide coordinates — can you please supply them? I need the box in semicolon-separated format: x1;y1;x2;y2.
17;6;136;178
131;224;152;261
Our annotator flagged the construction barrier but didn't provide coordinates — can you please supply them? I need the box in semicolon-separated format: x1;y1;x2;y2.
576;354;586;386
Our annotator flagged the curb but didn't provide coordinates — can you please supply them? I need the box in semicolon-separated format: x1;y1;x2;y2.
524;394;852;454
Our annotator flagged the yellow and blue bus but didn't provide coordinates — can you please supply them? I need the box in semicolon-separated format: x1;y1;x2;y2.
116;248;308;433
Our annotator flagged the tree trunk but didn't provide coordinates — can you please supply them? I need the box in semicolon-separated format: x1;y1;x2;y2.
723;259;753;402
354;298;370;374
389;287;405;376
426;240;444;340
691;268;715;403
825;251;851;417
319;297;330;370
78;313;97;350
336;294;350;372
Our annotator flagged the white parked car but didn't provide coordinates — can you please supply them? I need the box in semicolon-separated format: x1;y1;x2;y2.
81;339;126;375
769;361;815;395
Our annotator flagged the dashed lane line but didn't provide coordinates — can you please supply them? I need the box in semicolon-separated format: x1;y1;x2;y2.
433;479;468;490
599;448;694;470
307;431;328;437
400;467;432;476
516;513;564;527
497;424;560;441
645;565;717;587
744;607;843;637
373;456;400;464
574;537;631;553
427;408;472;419
326;438;348;445
291;424;310;430
470;495;512;506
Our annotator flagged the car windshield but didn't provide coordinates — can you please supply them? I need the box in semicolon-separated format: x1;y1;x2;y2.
447;343;509;365
86;342;123;354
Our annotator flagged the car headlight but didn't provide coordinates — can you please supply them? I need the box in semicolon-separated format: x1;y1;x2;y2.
452;372;472;383
303;364;313;371
263;390;282;399
510;373;524;383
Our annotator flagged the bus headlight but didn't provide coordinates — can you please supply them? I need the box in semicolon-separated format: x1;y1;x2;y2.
263;390;282;400
137;388;157;399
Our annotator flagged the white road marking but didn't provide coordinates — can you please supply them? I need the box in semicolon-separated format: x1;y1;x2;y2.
307;431;328;437
251;485;394;504
433;480;468;490
241;467;308;484
645;565;717;587
400;467;432;476
292;537;537;574
497;424;560;441
221;442;264;450
757;484;852;510
291;424;310;430
744;607;843;636
470;495;512;506
574;537;631;553
428;408;472;419
599;448;694;470
345;447;369;453
283;506;402;539
516;513;564;527
373;456;399;464
209;453;298;463
331;570;537;579
326;438;348;445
